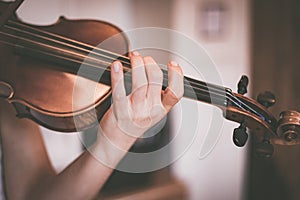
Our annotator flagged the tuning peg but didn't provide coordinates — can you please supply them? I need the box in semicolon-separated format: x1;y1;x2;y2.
277;110;300;143
233;122;248;147
257;91;276;108
255;138;274;158
237;75;249;95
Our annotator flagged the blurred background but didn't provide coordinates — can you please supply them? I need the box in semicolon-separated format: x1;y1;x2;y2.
11;0;300;199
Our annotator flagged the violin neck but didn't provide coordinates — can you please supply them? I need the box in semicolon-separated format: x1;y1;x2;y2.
164;73;229;107
124;68;230;107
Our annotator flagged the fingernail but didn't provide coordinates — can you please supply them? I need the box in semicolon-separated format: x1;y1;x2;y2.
132;51;140;56
113;61;121;73
170;61;178;66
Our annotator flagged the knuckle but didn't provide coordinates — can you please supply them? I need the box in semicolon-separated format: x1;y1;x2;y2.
113;93;122;101
144;56;154;62
151;69;163;82
169;93;180;104
148;66;163;82
169;86;184;101
165;88;180;105
131;84;147;95
132;57;144;68
171;64;183;74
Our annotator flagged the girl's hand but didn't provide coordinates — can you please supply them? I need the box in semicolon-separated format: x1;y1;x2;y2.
99;51;184;149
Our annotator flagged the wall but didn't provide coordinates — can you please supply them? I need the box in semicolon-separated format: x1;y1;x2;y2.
170;0;250;199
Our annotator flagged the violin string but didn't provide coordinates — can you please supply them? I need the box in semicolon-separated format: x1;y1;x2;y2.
9;20;130;59
226;92;264;118
6;21;247;113
1;25;230;102
0;37;252;118
24;42;241;108
0;28;226;100
0;33;249;114
3;21;239;101
0;29;129;71
5;20;228;92
0;37;16;47
5;27;229;101
10;34;228;102
6;20;228;95
7;20;130;64
1;29;130;71
0;21;257;115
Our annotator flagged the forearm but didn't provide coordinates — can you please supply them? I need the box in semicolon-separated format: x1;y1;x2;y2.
26;127;136;200
0;101;136;200
27;152;112;200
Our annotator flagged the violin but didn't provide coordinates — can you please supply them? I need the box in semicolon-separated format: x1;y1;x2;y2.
0;0;299;157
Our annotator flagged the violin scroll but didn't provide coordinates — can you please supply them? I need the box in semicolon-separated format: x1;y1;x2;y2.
226;76;299;157
275;110;300;145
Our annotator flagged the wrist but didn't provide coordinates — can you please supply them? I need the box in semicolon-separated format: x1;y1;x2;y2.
88;127;136;167
98;109;139;149
98;125;137;151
